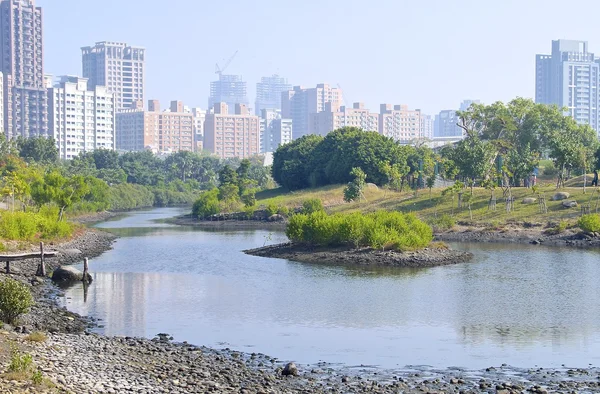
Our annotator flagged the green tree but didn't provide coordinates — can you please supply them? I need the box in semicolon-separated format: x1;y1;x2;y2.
272;135;323;190
16;136;58;164
343;167;367;202
31;172;90;221
192;189;220;218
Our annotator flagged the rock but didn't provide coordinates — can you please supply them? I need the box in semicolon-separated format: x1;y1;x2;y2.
282;362;299;376
552;192;570;201
366;183;379;189
62;248;82;256
522;197;537;204
268;214;285;222
561;200;578;208
51;266;92;283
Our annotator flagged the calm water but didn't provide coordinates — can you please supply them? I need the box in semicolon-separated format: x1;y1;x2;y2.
61;207;600;369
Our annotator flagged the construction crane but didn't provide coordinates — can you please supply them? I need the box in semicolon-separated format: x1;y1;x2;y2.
215;50;239;76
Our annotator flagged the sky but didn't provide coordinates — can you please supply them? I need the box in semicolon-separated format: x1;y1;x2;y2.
36;0;600;115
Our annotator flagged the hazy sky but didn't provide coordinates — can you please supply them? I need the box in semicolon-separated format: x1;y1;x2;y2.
36;0;600;115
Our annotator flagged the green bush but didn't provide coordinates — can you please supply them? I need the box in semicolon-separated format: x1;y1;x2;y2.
286;210;433;251
0;278;34;324
266;203;278;217
579;214;600;233
542;161;558;177
192;189;220;218
0;209;74;241
277;206;290;217
8;348;33;373
302;198;324;214
427;214;456;231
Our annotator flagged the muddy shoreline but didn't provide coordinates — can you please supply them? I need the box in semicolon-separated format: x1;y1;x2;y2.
245;242;473;268
2;212;600;392
435;225;600;248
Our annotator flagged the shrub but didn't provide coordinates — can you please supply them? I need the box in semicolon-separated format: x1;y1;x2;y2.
0;209;74;241
286;210;433;251
579;214;600;233
241;189;257;208
277;206;290;217
8;348;33;373
0;278;34;324
192;189;220;218
427;214;456;231
302;198;324;214
31;369;43;385
542;162;558;177
266;203;279;217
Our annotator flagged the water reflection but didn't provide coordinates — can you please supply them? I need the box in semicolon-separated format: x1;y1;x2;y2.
61;208;600;369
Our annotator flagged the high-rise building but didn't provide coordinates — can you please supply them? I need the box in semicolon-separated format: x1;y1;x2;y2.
48;76;116;160
420;114;434;139
116;100;193;153
0;0;48;138
536;39;600;133
190;107;206;152
378;104;421;143
204;103;260;159
82;41;145;110
282;83;344;139
255;75;291;115
433;100;481;138
310;102;378;136
208;74;248;112
260;108;292;153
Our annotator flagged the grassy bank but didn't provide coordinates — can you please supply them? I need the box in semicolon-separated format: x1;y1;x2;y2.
255;182;597;228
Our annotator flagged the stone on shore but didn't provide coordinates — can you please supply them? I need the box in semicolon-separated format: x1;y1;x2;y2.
562;200;578;208
52;266;92;283
268;214;285;222
552;192;570;201
282;362;299;376
522;197;537;204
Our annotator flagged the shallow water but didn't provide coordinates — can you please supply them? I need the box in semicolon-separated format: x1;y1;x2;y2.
61;207;600;369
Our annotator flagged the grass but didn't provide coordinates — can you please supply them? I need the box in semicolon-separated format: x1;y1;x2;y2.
256;181;600;229
24;332;47;343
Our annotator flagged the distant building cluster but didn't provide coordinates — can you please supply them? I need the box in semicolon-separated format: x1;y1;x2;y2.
3;1;597;159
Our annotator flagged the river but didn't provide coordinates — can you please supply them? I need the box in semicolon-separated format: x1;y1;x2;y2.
61;207;600;370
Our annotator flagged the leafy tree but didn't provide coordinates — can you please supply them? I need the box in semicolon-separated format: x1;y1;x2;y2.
16;136;58;164
343;167;367;202
272;135;323;190
192;189;220;218
218;165;238;186
31;172;90;221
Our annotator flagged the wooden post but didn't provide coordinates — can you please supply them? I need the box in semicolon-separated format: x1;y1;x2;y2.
82;258;89;283
37;242;46;277
5;260;9;274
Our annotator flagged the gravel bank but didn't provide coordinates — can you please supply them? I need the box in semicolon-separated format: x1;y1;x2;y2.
435;226;600;248
245;242;473;268
3;331;600;393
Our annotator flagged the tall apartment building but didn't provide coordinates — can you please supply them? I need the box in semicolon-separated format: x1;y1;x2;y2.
420;114;434;139
379;104;421;143
434;100;481;138
208;74;248;112
116;100;193;153
255;75;291;115
204;103;260;159
0;0;47;138
281;83;343;139
190;107;206;152
48;76;115;160
536;39;600;133
82;41;145;110
310;102;378;136
260;108;292;153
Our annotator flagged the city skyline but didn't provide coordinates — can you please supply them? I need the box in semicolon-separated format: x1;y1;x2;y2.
35;0;600;116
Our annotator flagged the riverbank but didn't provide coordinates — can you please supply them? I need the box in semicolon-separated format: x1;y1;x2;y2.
3;214;600;393
435;224;600;248
245;242;473;268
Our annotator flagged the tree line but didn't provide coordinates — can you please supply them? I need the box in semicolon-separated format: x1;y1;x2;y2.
272;98;600;192
0;134;273;220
